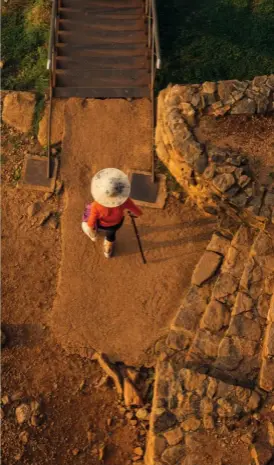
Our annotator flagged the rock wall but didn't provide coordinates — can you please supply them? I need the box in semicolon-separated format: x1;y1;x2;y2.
156;75;274;227
145;225;274;465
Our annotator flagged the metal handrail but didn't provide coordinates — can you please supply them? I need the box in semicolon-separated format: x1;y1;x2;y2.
47;0;57;72
46;0;57;178
147;0;161;183
151;0;161;70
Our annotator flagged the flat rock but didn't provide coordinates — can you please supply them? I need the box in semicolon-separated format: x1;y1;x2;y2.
265;323;274;357
206;233;230;256
16;404;31;424
172;286;210;332
191;251;222;286
19;431;29;444
181;416;201;432
189;329;221;359
259;358;274;391
161;444;185;465
163;427;184;446
213;173;235;193
181;369;206;392
231;97;256;114
136;408;150;421
246;391;261;411
257;294;271;319
201;300;230;332
233;292;253;315
213;273;238;303
153;410;177;434
166;330;191;350
2;91;36;133
216;337;243;370
146;434;167;460
227;314;261;341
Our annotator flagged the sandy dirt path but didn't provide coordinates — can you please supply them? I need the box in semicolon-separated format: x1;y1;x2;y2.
51;98;216;366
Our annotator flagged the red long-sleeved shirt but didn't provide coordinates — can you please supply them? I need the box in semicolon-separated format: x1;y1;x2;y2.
87;198;142;228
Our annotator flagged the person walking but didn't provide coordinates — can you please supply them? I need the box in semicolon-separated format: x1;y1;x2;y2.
82;168;143;258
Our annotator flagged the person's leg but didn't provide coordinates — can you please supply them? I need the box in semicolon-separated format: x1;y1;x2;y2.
81;222;97;242
100;218;124;258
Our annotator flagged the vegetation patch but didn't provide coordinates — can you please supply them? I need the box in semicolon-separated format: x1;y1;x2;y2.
2;0;51;93
157;0;274;89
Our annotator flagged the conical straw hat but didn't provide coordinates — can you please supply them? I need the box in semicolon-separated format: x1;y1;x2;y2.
91;168;131;208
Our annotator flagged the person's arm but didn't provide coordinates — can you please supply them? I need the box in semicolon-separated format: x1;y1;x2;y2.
87;203;99;229
124;198;143;217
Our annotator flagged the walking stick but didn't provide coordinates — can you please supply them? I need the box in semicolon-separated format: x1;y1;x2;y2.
128;212;147;265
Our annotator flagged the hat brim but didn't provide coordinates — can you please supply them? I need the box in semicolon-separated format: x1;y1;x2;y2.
91;168;131;208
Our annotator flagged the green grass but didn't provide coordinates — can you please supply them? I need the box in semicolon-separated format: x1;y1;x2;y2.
157;0;274;89
2;0;50;93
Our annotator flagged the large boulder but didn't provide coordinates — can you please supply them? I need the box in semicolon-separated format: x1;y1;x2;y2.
2;92;36;133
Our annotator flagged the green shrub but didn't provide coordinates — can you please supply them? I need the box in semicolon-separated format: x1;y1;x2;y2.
2;0;50;92
157;0;274;89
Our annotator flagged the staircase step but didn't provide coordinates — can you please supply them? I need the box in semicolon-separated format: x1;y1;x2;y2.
60;0;143;9
57;29;147;45
52;86;150;98
56;43;148;57
59;7;143;20
55;68;149;87
56;55;149;70
59;4;143;16
58;17;145;32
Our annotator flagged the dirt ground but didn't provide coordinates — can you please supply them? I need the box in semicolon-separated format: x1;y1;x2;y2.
51;98;217;366
195;114;274;185
1;125;145;465
2;106;274;465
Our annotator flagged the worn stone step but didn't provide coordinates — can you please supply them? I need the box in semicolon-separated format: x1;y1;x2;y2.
146;360;262;465
167;231;232;359
185;226;254;371
215;229;274;384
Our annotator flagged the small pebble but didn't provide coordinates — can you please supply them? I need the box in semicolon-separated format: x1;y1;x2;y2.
87;431;94;443
72;448;79;456
1;395;9;405
16;404;31;424
133;446;143;457
19;431;29;444
130;420;138;426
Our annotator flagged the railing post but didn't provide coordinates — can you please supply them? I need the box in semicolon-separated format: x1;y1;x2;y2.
47;0;57;178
